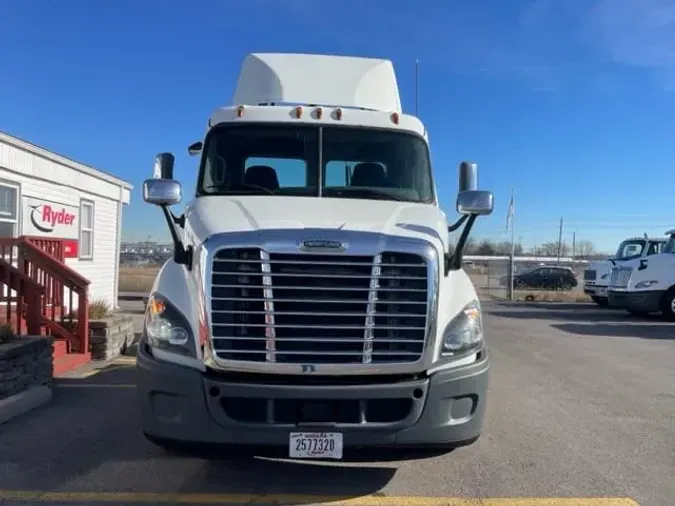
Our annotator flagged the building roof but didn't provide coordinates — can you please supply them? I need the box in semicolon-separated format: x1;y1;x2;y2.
0;131;133;190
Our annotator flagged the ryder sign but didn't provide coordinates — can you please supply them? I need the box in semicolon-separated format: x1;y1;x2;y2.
22;197;79;240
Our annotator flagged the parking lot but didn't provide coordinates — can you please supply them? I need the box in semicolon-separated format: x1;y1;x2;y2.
0;301;673;506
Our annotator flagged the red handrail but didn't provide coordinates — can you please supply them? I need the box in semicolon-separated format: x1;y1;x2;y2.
18;238;89;353
0;259;44;335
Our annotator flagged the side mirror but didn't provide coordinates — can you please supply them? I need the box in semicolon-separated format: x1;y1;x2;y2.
458;161;478;192
143;179;182;206
457;190;494;215
153;153;175;179
188;141;203;157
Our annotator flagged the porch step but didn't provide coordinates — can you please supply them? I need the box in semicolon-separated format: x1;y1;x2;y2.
53;339;69;359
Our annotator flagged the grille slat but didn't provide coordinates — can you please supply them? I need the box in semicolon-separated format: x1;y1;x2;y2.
610;266;632;288
210;248;429;365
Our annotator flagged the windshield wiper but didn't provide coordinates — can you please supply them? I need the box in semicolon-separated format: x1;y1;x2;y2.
330;188;408;202
202;184;275;195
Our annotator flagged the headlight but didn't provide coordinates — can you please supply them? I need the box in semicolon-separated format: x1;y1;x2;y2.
634;280;658;289
441;300;484;356
145;293;196;357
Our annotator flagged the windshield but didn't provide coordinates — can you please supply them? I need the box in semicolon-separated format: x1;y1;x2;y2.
614;239;646;260
663;235;675;254
198;124;435;203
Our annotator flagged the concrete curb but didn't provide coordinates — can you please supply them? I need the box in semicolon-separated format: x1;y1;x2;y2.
0;385;52;425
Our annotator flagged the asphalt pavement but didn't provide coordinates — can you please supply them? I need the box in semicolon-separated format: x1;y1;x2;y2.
0;301;672;505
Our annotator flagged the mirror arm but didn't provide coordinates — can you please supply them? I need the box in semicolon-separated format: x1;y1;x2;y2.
161;205;192;269
170;211;185;228
447;215;468;233
445;214;478;275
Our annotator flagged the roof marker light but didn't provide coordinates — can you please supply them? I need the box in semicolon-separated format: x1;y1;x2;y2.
335;108;343;120
391;112;399;125
236;106;245;118
295;106;303;118
315;107;323;119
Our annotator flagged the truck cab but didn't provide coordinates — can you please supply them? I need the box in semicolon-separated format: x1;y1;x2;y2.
584;236;665;306
137;53;494;459
607;230;675;319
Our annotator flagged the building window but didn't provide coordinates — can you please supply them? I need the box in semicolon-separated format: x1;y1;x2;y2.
79;199;94;259
0;183;19;238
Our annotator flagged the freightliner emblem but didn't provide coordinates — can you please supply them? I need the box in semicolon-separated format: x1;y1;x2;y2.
299;239;347;252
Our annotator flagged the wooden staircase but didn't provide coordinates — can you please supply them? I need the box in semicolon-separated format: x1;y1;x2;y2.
0;236;90;375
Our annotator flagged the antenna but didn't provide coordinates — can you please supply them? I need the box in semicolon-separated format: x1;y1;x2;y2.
414;59;420;116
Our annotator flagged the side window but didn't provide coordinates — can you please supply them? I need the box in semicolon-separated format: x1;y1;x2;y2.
245;157;306;187
324;160;388;187
647;242;661;256
79;199;94;260
0;183;19;238
325;161;353;187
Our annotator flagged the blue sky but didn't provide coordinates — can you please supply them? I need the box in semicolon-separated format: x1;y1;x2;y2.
1;0;674;253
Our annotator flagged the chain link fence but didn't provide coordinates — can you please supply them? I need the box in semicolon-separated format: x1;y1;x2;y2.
465;257;590;302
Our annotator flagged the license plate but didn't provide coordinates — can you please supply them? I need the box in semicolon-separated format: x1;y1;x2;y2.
586;287;596;293
289;432;343;460
597;287;608;297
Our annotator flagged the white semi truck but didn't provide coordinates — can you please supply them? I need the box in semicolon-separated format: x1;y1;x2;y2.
583;236;666;306
137;52;494;459
608;229;675;320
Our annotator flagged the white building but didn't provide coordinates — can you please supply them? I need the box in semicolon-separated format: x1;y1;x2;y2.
0;131;132;309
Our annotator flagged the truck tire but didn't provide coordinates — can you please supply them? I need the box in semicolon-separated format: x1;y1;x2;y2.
591;296;608;306
660;287;675;322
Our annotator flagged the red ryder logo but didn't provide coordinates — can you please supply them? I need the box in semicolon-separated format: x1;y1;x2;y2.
29;204;77;233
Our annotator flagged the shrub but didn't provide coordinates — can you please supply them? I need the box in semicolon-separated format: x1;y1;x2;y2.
0;324;17;344
88;299;111;320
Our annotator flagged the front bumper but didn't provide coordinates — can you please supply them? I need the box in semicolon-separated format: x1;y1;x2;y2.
607;289;664;313
584;284;608;297
136;342;489;448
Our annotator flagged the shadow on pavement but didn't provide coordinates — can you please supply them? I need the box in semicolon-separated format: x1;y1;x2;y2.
552;322;675;340
0;334;458;499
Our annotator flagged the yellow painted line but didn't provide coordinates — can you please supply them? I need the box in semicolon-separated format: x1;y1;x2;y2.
0;490;641;505
54;383;136;389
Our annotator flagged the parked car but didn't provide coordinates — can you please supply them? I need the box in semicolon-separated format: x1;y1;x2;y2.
500;265;578;290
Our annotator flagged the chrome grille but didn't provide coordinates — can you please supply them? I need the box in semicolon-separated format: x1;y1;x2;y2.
209;248;429;364
584;269;596;281
610;266;632;288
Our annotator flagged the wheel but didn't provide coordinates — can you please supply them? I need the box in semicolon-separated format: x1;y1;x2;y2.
660;287;675;322
591;296;609;306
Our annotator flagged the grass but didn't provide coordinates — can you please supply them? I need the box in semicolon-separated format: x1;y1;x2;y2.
88;298;111;319
118;266;160;293
512;290;592;303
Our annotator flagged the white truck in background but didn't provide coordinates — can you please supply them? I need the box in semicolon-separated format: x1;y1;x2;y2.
583;235;666;306
608;230;675;319
137;52;495;459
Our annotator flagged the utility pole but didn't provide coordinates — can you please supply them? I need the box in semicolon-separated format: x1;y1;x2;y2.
414;59;419;116
507;189;515;301
572;231;576;263
556;217;563;263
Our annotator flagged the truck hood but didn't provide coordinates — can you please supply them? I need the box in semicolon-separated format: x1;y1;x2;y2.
184;196;449;249
586;259;612;280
